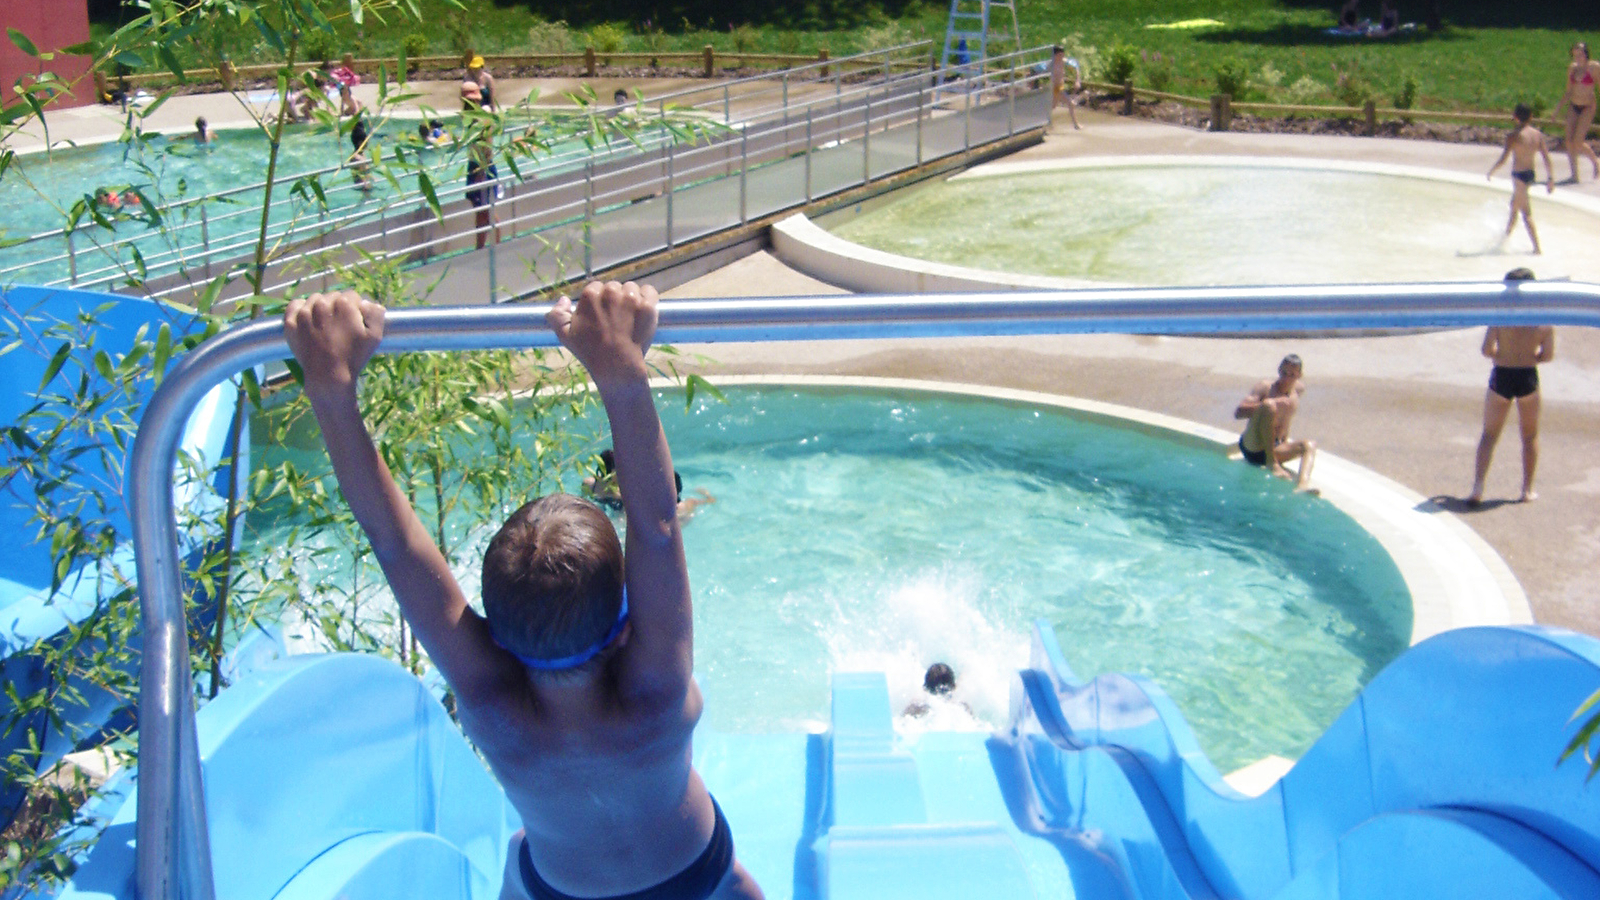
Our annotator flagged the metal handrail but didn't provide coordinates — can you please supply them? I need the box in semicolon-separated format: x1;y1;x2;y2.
138;57;993;303
130;279;1600;898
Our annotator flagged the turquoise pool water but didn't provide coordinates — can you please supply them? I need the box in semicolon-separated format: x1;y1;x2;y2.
0;124;425;285
0;117;670;286
828;165;1600;285
249;385;1411;772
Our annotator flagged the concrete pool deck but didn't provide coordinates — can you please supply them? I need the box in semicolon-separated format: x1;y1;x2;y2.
664;107;1600;639
12;87;1598;637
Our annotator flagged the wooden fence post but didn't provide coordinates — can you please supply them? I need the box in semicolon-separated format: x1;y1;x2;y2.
1364;100;1377;136
703;45;714;78
1122;80;1134;115
584;47;596;77
1210;93;1232;131
819;49;829;78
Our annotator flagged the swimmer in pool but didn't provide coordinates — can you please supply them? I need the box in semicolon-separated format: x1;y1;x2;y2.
193;116;213;144
1486;103;1554;254
1468;268;1555;506
586;448;716;525
1234;354;1318;492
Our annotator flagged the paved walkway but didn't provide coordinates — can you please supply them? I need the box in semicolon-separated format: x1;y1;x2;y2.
665;107;1600;638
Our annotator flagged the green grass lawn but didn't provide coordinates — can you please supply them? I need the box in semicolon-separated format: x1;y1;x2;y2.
90;0;1592;117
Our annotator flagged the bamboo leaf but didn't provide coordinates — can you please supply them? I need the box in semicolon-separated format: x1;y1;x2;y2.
416;171;442;223
38;343;71;391
7;28;40;58
157;44;185;82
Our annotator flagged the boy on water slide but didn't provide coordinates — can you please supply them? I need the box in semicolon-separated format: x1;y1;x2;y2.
285;281;765;900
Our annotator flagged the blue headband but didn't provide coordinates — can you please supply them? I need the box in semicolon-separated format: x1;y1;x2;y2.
503;589;629;671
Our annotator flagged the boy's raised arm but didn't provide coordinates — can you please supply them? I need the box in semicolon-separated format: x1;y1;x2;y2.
546;281;694;697
285;291;515;701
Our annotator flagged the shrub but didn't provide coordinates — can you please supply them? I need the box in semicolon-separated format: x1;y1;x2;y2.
1057;34;1100;85
1103;44;1137;86
859;21;914;52
303;30;336;65
1393;75;1418;110
588;22;626;57
728;23;761;55
1515;94;1549;119
1332;61;1372;107
1258;61;1284;89
445;11;474;56
401;32;427;63
1142;50;1173;93
1284;75;1328;105
1214;58;1248;98
527;19;576;55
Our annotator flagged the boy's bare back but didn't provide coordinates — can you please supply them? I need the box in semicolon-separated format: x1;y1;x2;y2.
1507;123;1547;170
284;282;762;900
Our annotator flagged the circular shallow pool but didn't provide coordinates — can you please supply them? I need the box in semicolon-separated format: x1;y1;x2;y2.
252;383;1412;772
827;162;1600;285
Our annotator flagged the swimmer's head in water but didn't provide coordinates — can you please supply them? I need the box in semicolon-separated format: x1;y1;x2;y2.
1505;267;1536;282
924;663;956;695
615;89;629;104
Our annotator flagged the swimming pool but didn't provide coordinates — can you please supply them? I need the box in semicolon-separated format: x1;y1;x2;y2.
0;116;678;287
247;383;1410;773
825;161;1600;286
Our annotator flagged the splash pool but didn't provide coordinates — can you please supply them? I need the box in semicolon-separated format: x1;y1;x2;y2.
251;383;1410;772
825;160;1600;286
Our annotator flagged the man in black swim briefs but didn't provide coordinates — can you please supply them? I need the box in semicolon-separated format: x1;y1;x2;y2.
1234;354;1318;492
1470;268;1556;506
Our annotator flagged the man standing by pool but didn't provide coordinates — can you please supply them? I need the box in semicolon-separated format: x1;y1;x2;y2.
1468;268;1555;506
1235;354;1318;492
1486;103;1554;254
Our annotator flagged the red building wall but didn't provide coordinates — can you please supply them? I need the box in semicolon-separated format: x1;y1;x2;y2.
1;0;93;109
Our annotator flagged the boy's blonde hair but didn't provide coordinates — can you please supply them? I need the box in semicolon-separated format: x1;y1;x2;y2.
482;493;625;666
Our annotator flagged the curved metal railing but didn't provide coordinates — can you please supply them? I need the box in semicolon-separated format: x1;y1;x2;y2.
128;280;1600;899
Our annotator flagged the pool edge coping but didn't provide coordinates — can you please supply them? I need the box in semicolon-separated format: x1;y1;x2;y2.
657;373;1532;647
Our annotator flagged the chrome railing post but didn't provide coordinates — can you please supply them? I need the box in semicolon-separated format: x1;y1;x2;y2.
723;84;731;125
487;188;499;304
964;80;972;150
583;159;594;279
665;143;676;249
66;231;78;284
739;128;749;225
804;107;813;202
862;92;872;184
916;84;925;165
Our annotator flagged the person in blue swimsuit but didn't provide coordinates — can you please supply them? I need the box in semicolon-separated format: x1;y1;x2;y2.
285;282;765;900
1469;268;1555;506
1234;354;1318;492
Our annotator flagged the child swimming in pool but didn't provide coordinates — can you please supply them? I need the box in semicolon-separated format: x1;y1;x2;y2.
285;282;764;900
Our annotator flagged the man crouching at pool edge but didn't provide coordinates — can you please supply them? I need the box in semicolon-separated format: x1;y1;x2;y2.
284;281;765;900
1234;353;1318;493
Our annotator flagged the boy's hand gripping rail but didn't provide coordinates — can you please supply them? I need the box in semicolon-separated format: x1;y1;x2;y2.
128;281;1600;899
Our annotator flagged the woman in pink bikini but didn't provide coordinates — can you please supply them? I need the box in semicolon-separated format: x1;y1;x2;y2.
1559;41;1600;182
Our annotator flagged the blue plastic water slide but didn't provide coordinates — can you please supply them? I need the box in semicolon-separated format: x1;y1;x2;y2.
49;617;1600;900
1;285;245;826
